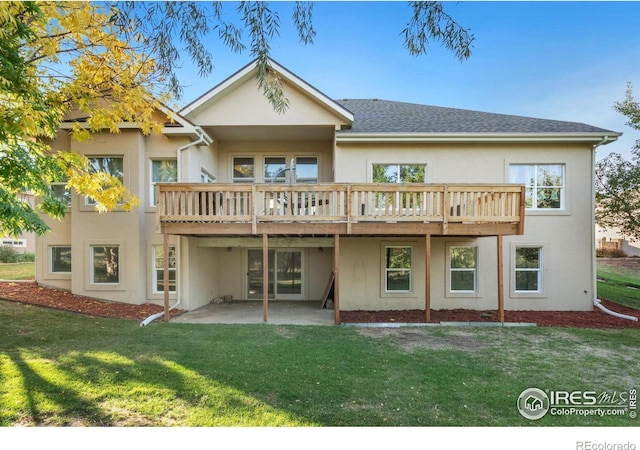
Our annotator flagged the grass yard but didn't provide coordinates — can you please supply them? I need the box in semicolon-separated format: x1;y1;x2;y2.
597;266;640;310
0;262;35;280
1;300;638;427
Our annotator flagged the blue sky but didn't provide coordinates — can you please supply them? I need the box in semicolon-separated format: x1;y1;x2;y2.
176;1;640;160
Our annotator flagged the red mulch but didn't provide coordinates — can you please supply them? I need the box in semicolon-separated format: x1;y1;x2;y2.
341;301;640;329
1;281;639;328
0;281;181;321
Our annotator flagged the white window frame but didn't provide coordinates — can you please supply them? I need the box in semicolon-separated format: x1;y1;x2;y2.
447;243;478;296
152;244;177;294
49;245;72;274
90;244;121;286
511;244;547;297
150;159;178;207
200;169;215;183
264;156;288;182
383;245;413;294
509;164;565;210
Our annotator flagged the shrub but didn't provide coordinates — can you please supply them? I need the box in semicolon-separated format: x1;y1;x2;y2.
597;248;628;258
0;246;19;263
17;252;35;262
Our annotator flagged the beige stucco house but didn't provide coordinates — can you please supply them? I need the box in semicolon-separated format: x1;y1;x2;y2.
36;59;621;323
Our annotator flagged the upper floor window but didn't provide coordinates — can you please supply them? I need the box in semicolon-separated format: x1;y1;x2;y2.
509;164;565;210
264;157;287;182
51;176;71;206
233;157;254;182
373;164;426;183
150;159;177;206
295;157;318;183
86;156;124;205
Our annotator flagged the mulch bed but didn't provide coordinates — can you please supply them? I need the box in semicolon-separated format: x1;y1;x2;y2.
0;281;182;321
1;281;639;328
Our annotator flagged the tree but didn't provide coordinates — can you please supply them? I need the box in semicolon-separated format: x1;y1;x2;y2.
595;83;640;240
0;1;474;237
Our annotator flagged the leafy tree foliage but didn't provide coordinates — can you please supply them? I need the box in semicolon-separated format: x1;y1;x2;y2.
1;1;473;237
596;83;640;240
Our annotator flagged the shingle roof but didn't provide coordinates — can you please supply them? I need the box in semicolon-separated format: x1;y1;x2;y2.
334;99;615;134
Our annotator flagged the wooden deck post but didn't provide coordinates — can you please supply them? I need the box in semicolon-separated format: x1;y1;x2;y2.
497;234;505;323
163;232;170;322
334;233;340;324
425;234;431;323
263;233;269;323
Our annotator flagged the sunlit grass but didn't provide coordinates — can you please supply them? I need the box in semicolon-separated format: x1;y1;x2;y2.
1;300;638;427
0;262;35;280
597;268;640;310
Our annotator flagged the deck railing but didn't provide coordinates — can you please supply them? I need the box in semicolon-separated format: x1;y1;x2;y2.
156;183;525;234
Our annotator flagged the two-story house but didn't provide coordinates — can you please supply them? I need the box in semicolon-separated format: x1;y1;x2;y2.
36;59;620;323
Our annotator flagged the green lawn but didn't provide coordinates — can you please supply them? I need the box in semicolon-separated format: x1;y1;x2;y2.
597;267;640;310
0;262;35;280
1;300;638;427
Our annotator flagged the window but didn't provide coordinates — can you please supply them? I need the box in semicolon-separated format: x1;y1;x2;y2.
264;157;287;182
295;157;318;183
515;247;543;293
373;164;426;183
233;157;254;182
86;157;124;205
150;159;177;206
91;245;119;284
509;164;565;209
50;246;71;273
152;245;176;294
51;175;71;206
384;246;412;292
449;246;477;293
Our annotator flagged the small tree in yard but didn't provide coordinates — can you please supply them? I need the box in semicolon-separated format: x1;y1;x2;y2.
596;83;640;241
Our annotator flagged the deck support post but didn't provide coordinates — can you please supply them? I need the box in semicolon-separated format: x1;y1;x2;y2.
163;232;170;322
263;233;269;323
425;234;431;323
497;234;505;323
334;233;340;324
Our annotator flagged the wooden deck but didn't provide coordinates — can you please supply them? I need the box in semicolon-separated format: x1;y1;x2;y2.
156;183;525;236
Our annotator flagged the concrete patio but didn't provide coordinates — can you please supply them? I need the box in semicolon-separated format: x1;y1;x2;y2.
170;300;336;325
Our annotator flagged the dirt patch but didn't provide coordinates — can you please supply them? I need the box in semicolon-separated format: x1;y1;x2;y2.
0;281;181;321
358;327;486;352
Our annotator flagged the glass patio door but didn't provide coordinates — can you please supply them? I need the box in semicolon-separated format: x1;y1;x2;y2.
247;249;303;300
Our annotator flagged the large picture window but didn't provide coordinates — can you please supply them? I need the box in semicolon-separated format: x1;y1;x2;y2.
91;245;120;284
384;246;412;292
152;245;176;294
509;164;565;209
150;159;177;206
449;246;477;293
515;247;543;293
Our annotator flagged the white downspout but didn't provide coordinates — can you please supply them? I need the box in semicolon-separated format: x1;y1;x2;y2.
141;126;212;327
